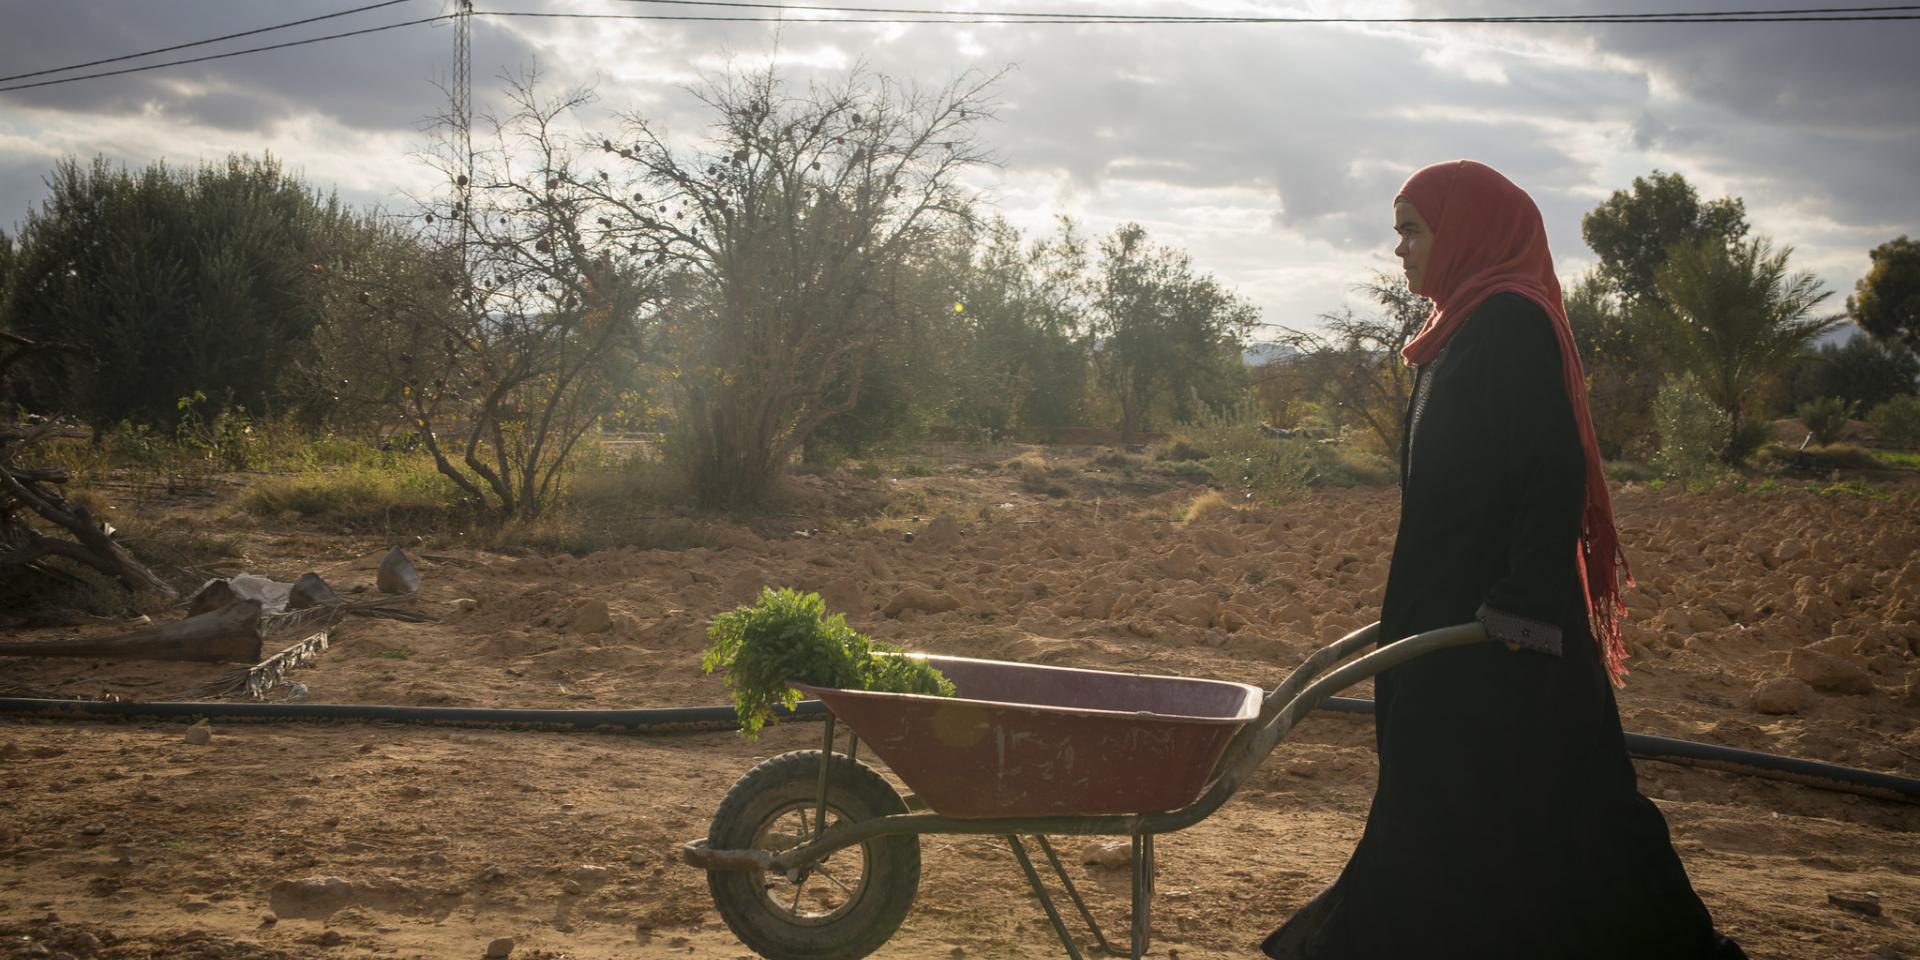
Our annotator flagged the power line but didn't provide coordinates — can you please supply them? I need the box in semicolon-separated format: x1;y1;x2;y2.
603;0;1920;22
0;15;455;94
3;1;1913;96
485;9;1242;21
0;0;423;86
478;5;1920;23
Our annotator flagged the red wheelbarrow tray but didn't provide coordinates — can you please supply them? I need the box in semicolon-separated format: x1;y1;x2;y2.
790;654;1262;819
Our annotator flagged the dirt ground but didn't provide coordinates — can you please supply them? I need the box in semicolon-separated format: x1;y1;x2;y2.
3;451;1919;959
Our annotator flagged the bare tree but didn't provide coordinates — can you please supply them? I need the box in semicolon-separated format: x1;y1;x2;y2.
1280;272;1427;456
306;76;657;519
574;64;1002;506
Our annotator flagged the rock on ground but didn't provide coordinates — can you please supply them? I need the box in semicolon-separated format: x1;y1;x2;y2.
918;516;962;549
377;546;422;595
569;599;611;634
268;876;354;921
883;586;960;618
1789;649;1875;695
1750;677;1818;715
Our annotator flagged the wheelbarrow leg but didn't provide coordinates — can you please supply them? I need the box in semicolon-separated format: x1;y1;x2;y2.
1007;836;1088;960
813;714;836;843
1034;836;1121;956
1130;833;1154;960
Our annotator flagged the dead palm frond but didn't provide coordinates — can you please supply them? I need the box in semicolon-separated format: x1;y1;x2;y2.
176;631;331;701
181;594;439;701
259;592;439;639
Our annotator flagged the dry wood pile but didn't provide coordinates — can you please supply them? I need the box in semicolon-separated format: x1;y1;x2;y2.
1;419;177;598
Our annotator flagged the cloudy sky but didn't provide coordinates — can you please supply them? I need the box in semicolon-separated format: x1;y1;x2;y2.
1;0;1914;335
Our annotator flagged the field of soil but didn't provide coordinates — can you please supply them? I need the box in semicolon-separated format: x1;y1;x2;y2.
3;449;1919;960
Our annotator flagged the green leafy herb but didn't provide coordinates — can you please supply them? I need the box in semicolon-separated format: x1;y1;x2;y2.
703;587;955;737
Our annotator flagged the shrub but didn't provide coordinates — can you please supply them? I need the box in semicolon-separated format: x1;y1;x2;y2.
1795;397;1853;445
1756;442;1880;473
1163;460;1213;481
1158;439;1211;462
703;588;954;737
1869;394;1920;449
1604;460;1660;484
1018;467;1069;497
1725;420;1772;467
1785;337;1919;413
1177;396;1321;501
1652;374;1730;483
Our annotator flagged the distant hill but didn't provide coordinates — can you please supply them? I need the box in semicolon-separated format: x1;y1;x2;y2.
1819;320;1864;348
1243;342;1299;366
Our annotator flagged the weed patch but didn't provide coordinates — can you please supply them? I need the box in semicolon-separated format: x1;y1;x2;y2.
1874;449;1920;470
244;458;466;531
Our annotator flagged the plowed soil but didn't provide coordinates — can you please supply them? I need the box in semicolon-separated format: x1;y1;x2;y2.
3;453;1918;960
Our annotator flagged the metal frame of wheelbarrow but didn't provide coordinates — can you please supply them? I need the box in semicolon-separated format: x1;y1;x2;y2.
683;619;1489;959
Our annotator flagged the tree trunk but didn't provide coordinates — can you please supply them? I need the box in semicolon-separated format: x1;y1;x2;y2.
0;599;263;662
0;423;178;599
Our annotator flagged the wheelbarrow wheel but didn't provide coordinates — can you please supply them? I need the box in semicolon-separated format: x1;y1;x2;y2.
708;749;919;960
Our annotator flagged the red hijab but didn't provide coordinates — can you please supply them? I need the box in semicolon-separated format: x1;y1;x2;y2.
1397;159;1632;686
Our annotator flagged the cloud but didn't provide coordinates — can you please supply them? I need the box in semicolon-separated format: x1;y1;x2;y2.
0;1;1912;330
0;2;539;132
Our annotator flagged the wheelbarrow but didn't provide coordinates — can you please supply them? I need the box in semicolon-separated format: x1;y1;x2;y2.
679;620;1488;959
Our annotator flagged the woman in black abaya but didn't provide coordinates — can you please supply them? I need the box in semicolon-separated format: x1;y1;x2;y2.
1261;160;1745;960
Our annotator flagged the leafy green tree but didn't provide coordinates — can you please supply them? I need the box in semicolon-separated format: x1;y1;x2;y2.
1566;271;1660;458
1582;170;1747;309
1848;235;1920;352
1655;236;1841;447
1088;222;1258;444
5;155;352;427
943;216;1089;439
1784;336;1918;414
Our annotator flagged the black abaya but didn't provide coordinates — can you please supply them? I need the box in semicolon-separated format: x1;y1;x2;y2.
1262;293;1742;960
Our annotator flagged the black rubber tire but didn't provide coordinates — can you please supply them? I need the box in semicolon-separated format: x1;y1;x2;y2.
707;750;920;960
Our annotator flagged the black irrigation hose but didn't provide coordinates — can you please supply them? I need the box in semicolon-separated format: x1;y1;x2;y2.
1317;696;1920;805
0;696;825;733
2;694;1914;804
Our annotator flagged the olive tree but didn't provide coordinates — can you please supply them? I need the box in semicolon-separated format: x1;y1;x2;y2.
1087;223;1257;445
942;216;1090;439
5;156;350;427
1849;235;1920;352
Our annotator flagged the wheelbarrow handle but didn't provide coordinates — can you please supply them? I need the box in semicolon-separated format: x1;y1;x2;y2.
1263;620;1489;744
1263;621;1384;726
1205;622;1382;784
1190;621;1488;829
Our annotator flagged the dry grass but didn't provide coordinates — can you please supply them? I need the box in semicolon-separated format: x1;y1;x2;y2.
242;458;467;531
1183;490;1235;523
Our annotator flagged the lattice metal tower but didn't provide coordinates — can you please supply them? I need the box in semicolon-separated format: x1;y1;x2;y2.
453;0;473;258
